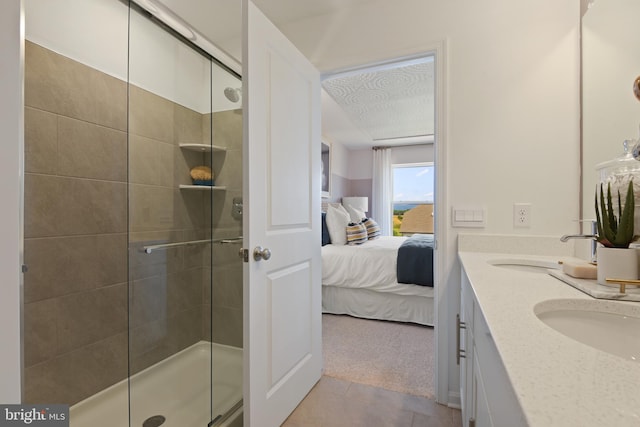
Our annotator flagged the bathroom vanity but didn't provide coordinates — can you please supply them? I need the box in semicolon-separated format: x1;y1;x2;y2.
458;248;640;427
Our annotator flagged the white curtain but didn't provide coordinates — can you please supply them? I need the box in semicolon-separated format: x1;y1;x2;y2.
372;148;392;235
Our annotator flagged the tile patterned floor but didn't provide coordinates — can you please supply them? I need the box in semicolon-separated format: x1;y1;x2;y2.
282;376;462;427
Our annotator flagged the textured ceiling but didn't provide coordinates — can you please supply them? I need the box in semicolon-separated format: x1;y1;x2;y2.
322;58;434;144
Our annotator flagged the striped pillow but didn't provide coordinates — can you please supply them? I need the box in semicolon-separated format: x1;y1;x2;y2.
363;218;381;240
346;222;368;245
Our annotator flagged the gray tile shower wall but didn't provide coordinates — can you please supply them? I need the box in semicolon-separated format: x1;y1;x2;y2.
23;41;129;405
127;69;214;375
25;42;127;132
23;41;243;405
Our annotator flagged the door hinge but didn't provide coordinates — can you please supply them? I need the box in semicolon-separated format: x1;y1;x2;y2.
239;248;249;262
469;417;476;427
21;264;28;273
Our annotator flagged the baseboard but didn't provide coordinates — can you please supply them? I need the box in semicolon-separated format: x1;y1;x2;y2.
448;391;461;409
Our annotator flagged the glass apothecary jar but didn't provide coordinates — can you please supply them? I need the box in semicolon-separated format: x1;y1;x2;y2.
596;139;640;237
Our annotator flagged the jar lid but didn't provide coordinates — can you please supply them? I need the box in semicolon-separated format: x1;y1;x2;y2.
595;139;640;174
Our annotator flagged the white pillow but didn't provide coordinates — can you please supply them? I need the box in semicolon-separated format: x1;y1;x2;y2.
334;204;354;225
325;204;350;245
333;203;350;217
345;205;366;223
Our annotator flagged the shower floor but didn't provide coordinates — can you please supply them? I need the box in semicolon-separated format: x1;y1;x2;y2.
69;341;243;427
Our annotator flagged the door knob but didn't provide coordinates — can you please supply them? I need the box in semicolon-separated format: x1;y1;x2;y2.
253;246;271;261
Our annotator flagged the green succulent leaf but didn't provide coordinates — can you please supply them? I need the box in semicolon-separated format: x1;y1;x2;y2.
606;183;616;234
595;181;635;248
615;181;635;246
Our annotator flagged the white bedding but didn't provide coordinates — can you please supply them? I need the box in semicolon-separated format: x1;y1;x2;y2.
321;236;433;298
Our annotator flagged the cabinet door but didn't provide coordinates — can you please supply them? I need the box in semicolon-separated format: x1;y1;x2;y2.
473;351;493;427
460;272;475;425
473;306;527;426
459;315;468;422
463;325;474;426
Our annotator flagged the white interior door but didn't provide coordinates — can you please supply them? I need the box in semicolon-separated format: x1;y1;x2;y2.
242;1;322;426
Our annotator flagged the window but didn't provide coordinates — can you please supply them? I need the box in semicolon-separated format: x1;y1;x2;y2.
392;163;434;236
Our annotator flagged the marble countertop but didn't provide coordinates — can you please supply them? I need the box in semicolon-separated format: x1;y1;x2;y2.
458;251;640;427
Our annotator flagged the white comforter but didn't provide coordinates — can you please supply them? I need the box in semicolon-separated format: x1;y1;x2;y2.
321;236;433;297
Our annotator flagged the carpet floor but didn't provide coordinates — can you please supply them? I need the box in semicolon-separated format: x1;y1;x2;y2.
322;314;435;398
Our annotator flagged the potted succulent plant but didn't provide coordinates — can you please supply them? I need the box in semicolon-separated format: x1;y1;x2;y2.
595;180;639;285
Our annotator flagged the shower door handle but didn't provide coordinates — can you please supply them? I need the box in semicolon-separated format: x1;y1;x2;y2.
253;246;271;261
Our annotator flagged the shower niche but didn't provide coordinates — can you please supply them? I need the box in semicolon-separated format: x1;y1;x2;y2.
22;1;243;426
178;143;228;191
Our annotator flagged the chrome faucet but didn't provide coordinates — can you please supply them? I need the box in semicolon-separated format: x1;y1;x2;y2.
560;220;598;263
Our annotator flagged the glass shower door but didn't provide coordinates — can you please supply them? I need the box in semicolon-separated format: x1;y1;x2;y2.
127;3;244;426
127;5;215;426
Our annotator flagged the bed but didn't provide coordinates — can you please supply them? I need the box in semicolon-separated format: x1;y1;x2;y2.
321;219;435;326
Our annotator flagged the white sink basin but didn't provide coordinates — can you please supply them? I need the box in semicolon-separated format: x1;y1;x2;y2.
535;299;640;362
488;258;560;273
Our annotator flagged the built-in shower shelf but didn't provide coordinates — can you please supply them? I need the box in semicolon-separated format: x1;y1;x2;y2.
179;143;227;152
179;185;227;191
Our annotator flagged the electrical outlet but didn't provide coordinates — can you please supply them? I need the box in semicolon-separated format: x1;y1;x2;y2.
514;203;531;227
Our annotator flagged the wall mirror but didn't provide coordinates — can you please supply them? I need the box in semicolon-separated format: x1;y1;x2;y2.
582;0;640;229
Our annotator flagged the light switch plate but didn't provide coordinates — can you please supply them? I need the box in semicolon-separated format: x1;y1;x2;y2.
452;206;486;228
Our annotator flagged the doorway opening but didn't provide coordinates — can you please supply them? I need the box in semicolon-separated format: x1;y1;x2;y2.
319;50;442;400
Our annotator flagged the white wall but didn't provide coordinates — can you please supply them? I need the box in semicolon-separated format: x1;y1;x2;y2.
283;0;579;232
347;148;373;180
25;0;241;113
0;0;23;403
329;139;350;179
25;0;128;81
277;0;581;404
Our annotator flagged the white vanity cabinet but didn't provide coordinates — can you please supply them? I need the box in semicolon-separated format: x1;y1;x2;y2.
459;268;527;427
459;270;490;427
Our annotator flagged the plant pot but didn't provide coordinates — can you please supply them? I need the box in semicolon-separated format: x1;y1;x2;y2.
596;246;640;286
